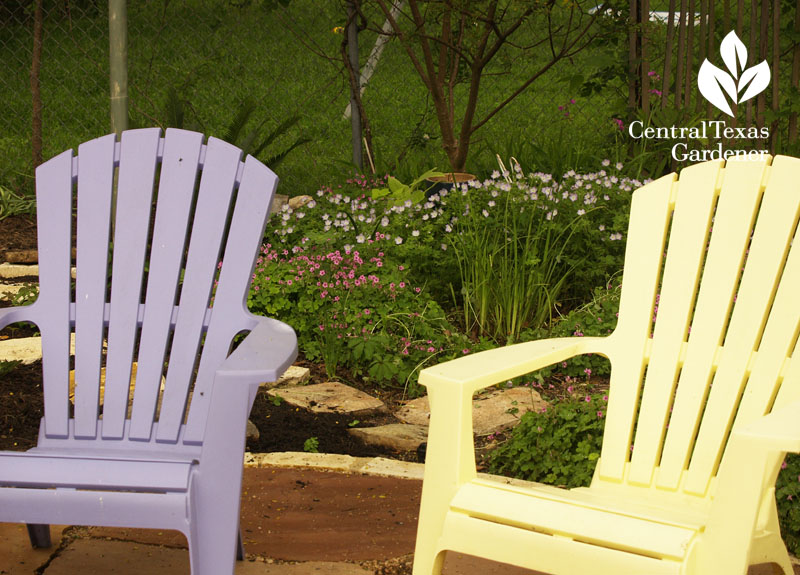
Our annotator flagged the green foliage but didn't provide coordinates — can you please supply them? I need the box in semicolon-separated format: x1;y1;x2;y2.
247;239;472;396
445;162;632;342
0;184;35;220
303;436;320;453
371;168;443;207
162;91;311;168
488;393;608;488
268;393;284;406
5;283;39;307
523;283;620;380
777;454;800;556
0;360;22;377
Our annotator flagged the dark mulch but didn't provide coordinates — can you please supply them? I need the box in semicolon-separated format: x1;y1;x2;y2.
0;359;406;458
0;214;37;256
0;361;44;451
246;388;399;458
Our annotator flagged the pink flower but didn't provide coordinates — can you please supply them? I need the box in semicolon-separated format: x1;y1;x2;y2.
585;396;591;402
597;411;604;418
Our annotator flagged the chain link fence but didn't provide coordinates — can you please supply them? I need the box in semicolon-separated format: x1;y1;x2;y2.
1;0;623;198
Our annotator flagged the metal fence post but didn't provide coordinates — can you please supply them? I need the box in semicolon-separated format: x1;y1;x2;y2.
109;0;128;136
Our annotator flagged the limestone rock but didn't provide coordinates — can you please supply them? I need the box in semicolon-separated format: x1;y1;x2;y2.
263;365;310;388
246;419;260;441
288;195;314;209
348;424;428;452
396;386;547;436
268;382;386;416
270;194;289;214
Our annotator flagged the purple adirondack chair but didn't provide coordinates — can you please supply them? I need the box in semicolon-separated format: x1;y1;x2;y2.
0;128;297;574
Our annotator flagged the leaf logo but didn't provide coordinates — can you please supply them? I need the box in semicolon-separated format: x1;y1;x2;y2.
698;31;771;116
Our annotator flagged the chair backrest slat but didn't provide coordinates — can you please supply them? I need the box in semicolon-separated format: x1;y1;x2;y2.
731;179;800;431
129;129;203;441
650;160;766;490
155;138;241;443
35;150;75;439
182;156;278;443
102;129;162;439
682;159;798;494
626;160;721;487
598;173;674;482
73;134;116;439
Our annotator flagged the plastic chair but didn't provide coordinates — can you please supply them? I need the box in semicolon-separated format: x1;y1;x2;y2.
0;128;297;574
413;155;800;575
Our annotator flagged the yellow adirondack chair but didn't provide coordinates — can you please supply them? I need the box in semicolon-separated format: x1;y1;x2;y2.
413;155;800;575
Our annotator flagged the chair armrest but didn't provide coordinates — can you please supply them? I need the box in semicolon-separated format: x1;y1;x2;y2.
420;336;610;395
0;305;38;332
734;399;800;452
418;336;610;501
699;399;800;573
214;316;298;386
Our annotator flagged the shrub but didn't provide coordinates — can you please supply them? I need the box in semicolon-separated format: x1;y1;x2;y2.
777;454;800;555
247;239;471;396
488;392;607;488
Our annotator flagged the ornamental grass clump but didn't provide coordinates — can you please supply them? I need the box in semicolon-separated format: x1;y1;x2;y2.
444;160;635;343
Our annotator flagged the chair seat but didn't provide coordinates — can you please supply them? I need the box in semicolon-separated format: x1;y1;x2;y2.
0;450;195;492
449;478;705;560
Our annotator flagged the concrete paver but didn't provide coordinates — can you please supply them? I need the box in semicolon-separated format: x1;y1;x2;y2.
0;459;797;575
0;523;66;575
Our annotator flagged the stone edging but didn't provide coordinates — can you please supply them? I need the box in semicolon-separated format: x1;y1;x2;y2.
244;451;425;480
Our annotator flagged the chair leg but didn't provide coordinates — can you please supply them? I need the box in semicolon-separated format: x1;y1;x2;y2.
412;548;445;575
236;526;245;561
26;524;51;548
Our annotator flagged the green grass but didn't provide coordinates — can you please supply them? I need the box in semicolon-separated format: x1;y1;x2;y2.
0;0;624;197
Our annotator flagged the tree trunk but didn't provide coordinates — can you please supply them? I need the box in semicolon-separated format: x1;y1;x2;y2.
675;0;688;108
628;0;639;111
695;0;707;113
684;0;695;109
661;0;677;108
345;0;363;170
706;0;715;117
747;0;757;125
343;1;404;120
640;0;650;115
31;0;44;169
757;0;768;129
771;0;779;152
790;0;800;143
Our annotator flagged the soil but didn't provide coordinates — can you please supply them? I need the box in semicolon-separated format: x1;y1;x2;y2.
0;360;409;459
0;214;38;256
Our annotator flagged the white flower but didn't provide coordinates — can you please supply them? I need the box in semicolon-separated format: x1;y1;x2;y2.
577;209;586;216
616;162;623;170
445;224;452;233
395;236;403;244
488;200;496;207
482;209;489;217
441;243;447;250
307;200;317;208
602;159;610;167
356;234;365;243
598;224;605;231
381;216;390;227
412;230;420;237
296;212;305;219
